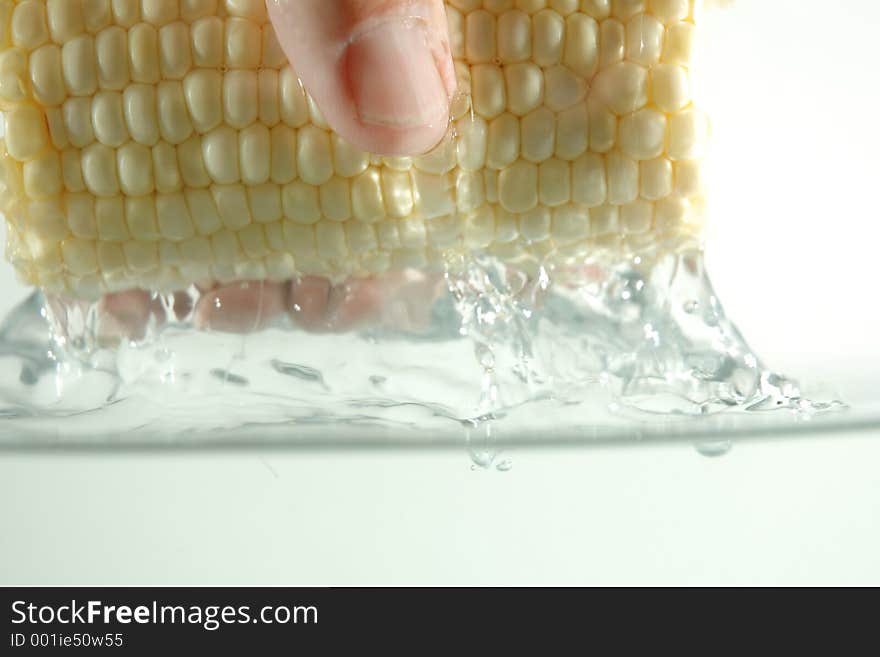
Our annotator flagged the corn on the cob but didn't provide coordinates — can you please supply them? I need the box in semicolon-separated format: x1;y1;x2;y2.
0;0;708;300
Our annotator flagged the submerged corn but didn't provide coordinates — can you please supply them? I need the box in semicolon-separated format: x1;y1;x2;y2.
0;0;708;299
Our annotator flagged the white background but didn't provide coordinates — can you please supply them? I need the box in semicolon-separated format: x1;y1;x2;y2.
1;0;879;585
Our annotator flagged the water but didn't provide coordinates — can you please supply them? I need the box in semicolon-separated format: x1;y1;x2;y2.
0;245;845;447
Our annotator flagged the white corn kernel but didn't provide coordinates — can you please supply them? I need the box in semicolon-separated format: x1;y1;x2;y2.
456;116;488;171
599;18;624;68
47;0;85;44
258;69;280;127
248;183;281;223
465;10;496;64
651;63;690;112
123;83;159;145
532;10;564;66
6;105;49;162
91;90;128;146
45;107;69;149
498;10;531;63
30;44;65;105
63;96;96;148
270;125;297;184
639;157;672;200
12;1;49;50
332;134;369;179
159;22;191;80
296;125;333;186
649;0;689;23
191;16;223;67
593;61;647;115
674;159;702;197
23;150;62;198
487;113;520;169
619;108;666;160
606;151;638;204
261;25;285;68
351;169;385;223
141;0;177;27
116;141;154;196
662;21;694;66
620;199;653;233
124;195;159;241
624;13;663;66
202;126;239;184
156;138;201;185
225;17;260;69
127;23;158;84
211;183;250;229
157;81;193;145
538;158;570;207
563;13;598;77
499;160;538;213
0;48;29;103
571;152;606;206
472;65;506;119
185;187;222;235
156;192;195;240
62;149;86;192
62;35;98;96
96;26;130;90
505;62;544;116
667;109;709;160
239;123;270;185
224;0;267;21
183;69;222;133
555;103;589;160
411;170;455;219
152;142;181;192
111;0;141;28
381;169;414;219
223;70;258;129
282;181;321;224
95;196;128;241
318;176;351;221
543;65;585;111
521;107;555;163
279;67;309;127
62;238;99;275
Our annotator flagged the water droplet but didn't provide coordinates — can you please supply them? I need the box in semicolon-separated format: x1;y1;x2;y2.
695;439;732;458
475;344;495;370
469;449;496;470
495;458;513;472
683;299;699;314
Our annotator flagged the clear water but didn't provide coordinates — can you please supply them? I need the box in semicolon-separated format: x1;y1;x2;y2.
0;243;846;453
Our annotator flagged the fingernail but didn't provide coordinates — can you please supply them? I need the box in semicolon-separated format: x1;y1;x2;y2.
346;18;449;129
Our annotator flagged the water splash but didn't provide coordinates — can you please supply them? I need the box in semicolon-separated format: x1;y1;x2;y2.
0;247;845;446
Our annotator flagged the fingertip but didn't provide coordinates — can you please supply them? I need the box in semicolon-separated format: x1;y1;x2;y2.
267;0;456;156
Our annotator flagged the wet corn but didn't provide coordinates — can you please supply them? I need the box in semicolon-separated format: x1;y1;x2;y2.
0;0;708;299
